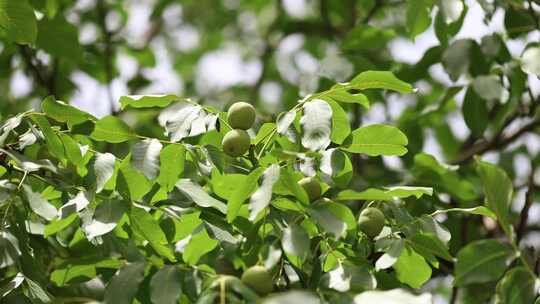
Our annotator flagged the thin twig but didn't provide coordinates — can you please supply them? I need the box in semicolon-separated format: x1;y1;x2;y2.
451;119;540;165
97;0;117;115
18;46;55;96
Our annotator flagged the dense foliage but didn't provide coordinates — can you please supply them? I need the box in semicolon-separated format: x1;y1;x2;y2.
1;0;540;303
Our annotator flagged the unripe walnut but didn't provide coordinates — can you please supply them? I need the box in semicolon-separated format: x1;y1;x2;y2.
298;176;321;202
222;129;250;157
241;265;273;295
227;102;256;130
358;207;385;238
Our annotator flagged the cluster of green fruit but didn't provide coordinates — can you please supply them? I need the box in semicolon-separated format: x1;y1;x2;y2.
233;208;385;295
222;102;256;157
296;176;385;239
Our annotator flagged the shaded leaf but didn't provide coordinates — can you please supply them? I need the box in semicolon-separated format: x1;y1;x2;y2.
176;179;227;214
454;239;515;286
130;207;176;261
104;262;146;304
150;265;183;304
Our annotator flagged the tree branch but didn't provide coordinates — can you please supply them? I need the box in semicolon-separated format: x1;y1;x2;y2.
18;46;56;96
97;0;117;115
451;118;540;165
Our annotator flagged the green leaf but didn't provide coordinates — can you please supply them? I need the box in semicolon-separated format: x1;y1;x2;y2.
412;153;477;202
132;138;163;180
51;258;121;286
157;144;185;192
439;0;464;23
430;206;497;219
325;98;351;145
393;245;432;289
226;168;264;222
336;186;432;201
276;111;296;135
118;157;152;201
324;262;376;292
472;75;504;101
182;227;218;265
83;200;126;239
22;185;58;221
253;122;276;145
462;87;488;137
104;262;146;304
442;39;472;81
150;265;183;304
520;45;540;77
454;239;515;286
309;201;356;238
327;91;370;109
406;0;431;39
350;71;414;94
0;273;24;298
130;207;176;261
282;224;310;260
0;149;57;173
120;94;183;110
342;124;408;156
504;6;536;38
25;277;53;303
408;233;453;261
495;267;536;304
32;115;65;160
375;239;404;271
93;152;116;193
59;134;82;166
36;15;82;62
42;97;94;127
44;213;77;237
249;164;280;221
176;179;227;214
0;0;37;44
342;25;396;51
476;159;513;233
278;167;309;205
90;116;137;143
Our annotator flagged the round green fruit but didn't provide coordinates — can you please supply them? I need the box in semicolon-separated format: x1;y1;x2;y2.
358;207;385;238
298;176;321;202
227;102;256;130
222;129;250;157
241;266;273;295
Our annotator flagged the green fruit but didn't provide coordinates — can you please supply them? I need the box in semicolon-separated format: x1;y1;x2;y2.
227;102;256;130
222;129;250;157
298;176;321;202
241;266;273;295
358;207;385;238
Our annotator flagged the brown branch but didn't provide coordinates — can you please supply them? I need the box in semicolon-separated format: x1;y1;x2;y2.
451;118;540;165
18;46;56;96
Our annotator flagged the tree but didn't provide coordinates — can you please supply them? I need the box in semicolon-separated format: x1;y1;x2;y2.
0;0;539;303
